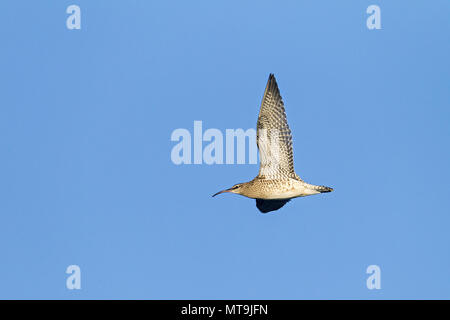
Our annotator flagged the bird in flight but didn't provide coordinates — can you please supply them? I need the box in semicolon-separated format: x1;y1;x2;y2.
213;74;333;213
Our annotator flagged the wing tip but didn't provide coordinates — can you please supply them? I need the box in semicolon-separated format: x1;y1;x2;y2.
266;73;279;92
268;73;275;82
256;198;290;213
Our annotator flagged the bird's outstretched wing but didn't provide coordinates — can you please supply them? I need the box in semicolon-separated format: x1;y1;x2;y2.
256;198;290;213
257;74;301;180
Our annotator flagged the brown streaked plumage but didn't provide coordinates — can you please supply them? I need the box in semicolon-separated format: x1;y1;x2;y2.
213;74;333;213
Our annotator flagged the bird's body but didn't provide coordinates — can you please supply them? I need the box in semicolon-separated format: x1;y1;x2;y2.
213;74;333;213
234;178;326;200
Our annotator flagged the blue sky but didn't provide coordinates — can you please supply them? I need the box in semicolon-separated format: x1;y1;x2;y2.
0;1;449;299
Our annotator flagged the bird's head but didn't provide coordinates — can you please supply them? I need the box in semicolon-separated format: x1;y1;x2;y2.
212;183;245;197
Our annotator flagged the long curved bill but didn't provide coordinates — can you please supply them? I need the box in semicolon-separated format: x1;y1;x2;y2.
212;188;231;197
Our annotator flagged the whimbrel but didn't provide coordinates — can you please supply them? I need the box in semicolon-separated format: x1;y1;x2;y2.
213;74;333;213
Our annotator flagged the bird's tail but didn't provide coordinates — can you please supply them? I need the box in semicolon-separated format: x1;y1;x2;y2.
314;185;333;193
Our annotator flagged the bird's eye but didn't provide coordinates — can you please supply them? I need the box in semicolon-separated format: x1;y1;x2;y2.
233;185;240;189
